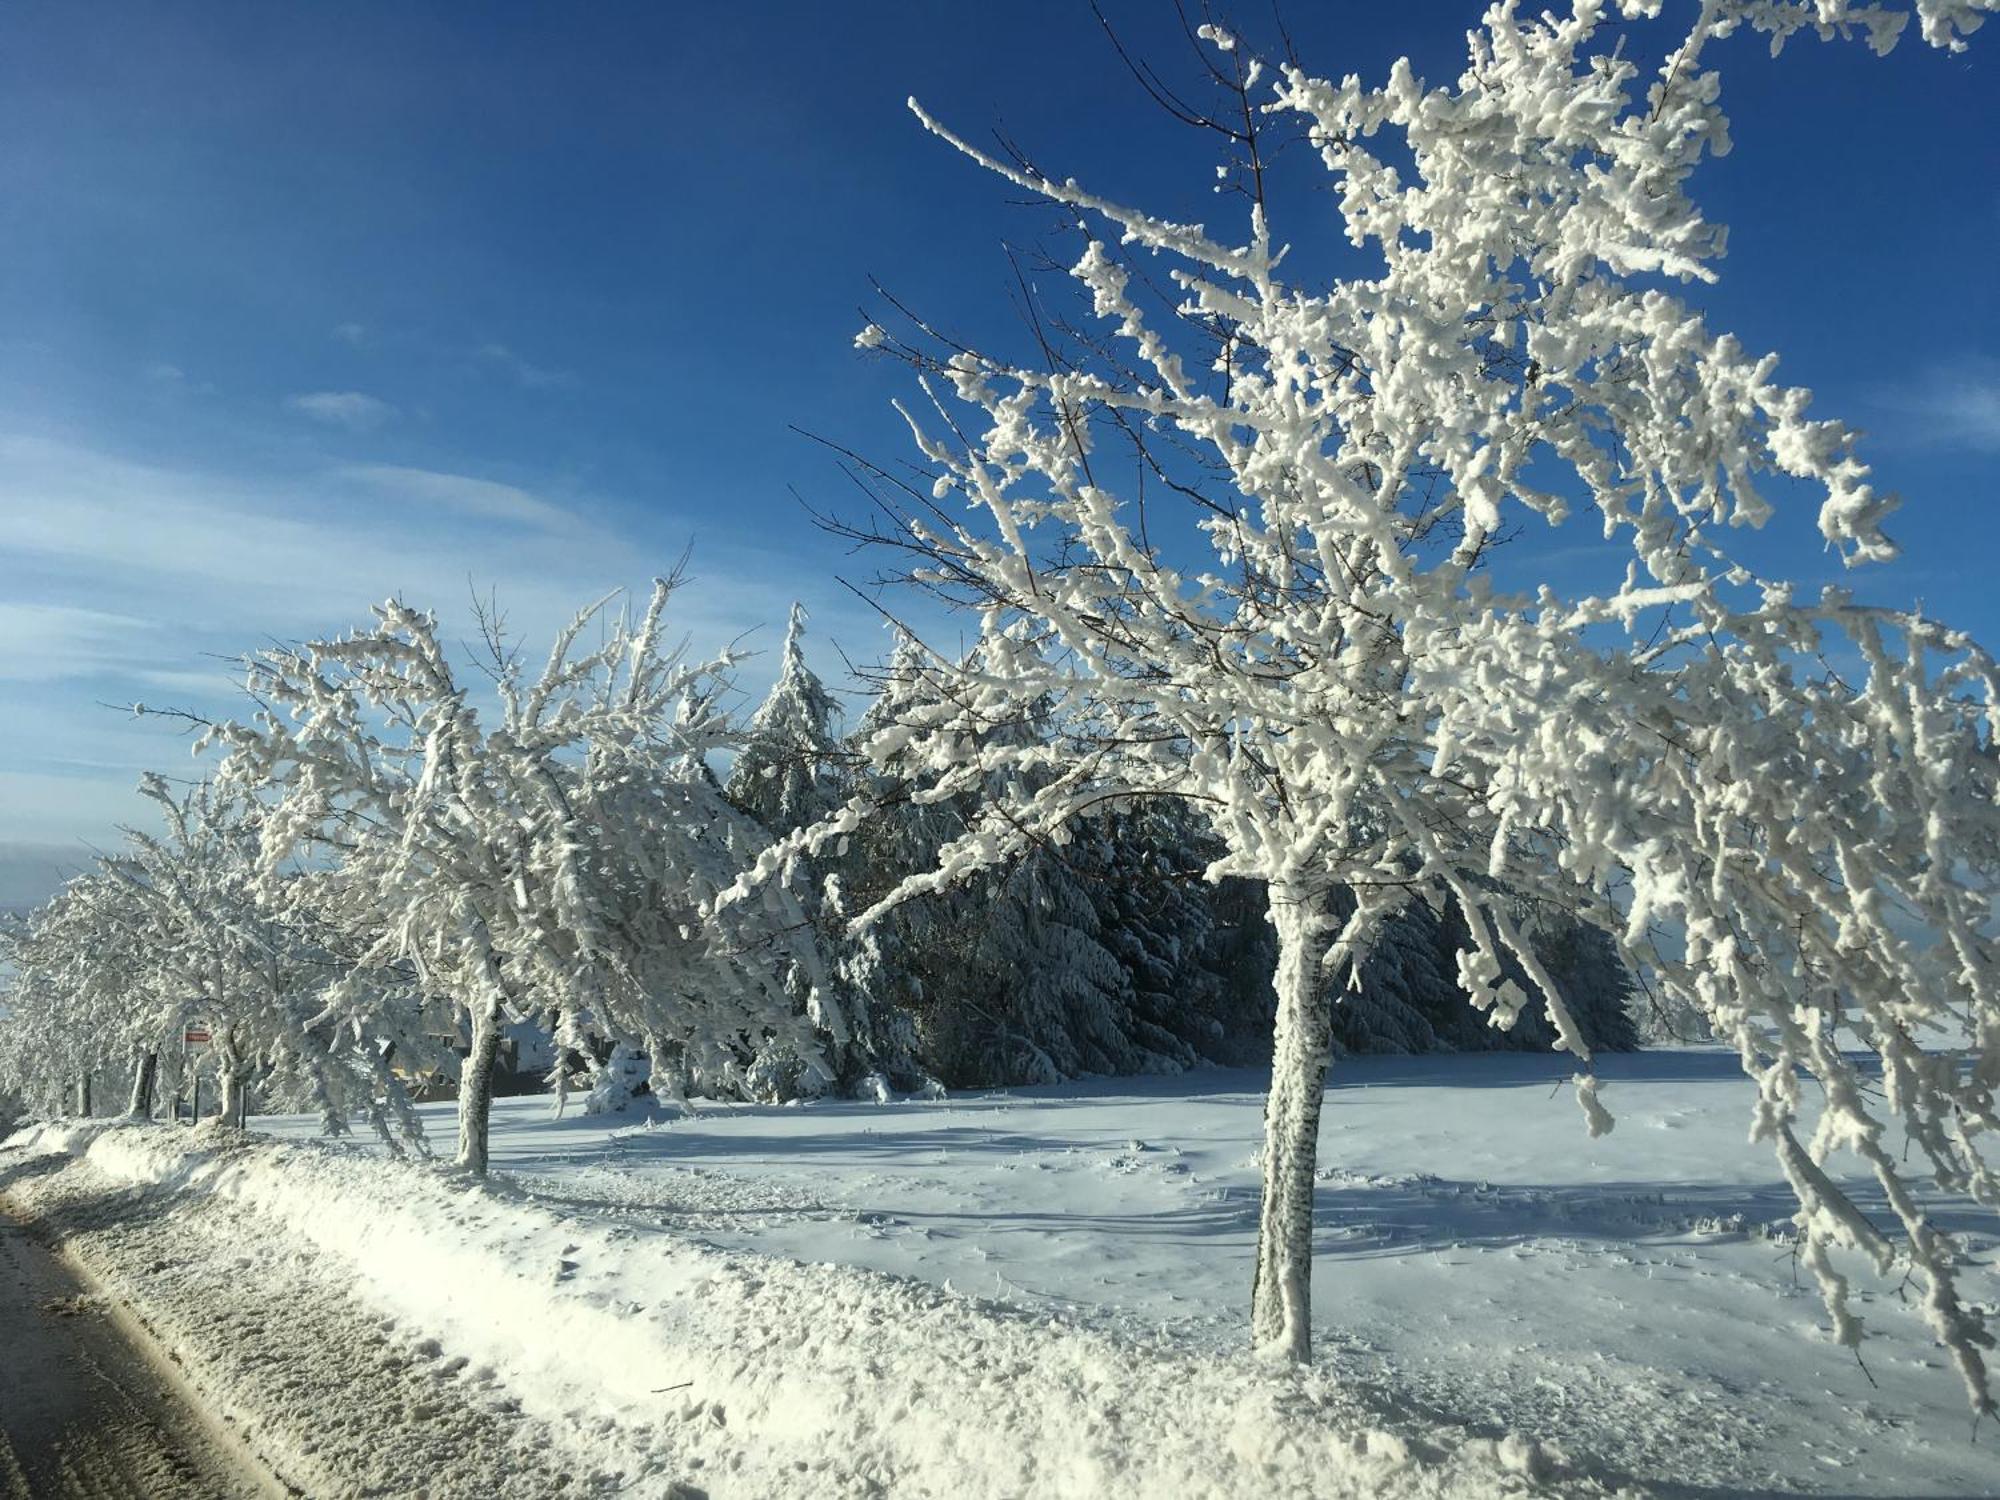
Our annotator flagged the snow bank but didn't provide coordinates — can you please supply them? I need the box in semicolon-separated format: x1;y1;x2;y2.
12;1119;1584;1500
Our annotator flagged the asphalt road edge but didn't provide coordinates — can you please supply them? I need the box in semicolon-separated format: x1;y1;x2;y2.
0;1187;297;1500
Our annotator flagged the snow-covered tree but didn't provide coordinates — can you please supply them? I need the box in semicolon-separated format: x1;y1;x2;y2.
806;637;960;1094
0;871;152;1118
1084;808;1231;1068
829;642;1180;1088
1338;893;1637;1059
0;776;444;1143
1334;900;1450;1059
737;0;2000;1412
109;776;443;1134
723;602;881;1097
204;579;836;1174
947;839;1146;1084
1487;902;1639;1056
727;603;843;833
584;736;842;1110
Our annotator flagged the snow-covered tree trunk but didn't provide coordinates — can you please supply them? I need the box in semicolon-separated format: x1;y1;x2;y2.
127;1051;157;1119
457;1005;504;1175
364;1041;423;1157
216;1040;250;1128
1250;885;1335;1363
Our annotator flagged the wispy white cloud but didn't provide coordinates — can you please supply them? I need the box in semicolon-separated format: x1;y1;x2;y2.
143;362;215;396
133;665;249;697
339;464;575;530
0;430;885;896
0;435;607;634
331;321;370;348
0;432;871;694
1876;356;2000;454
476;343;576;391
0;602;163;682
284;389;398;430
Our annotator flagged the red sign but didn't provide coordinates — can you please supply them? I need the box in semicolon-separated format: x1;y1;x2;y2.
184;1027;211;1046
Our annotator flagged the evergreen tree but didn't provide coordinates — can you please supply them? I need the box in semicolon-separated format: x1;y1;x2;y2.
1332;901;1450;1057
725;603;841;832
1199;876;1281;1066
1429;895;1639;1056
815;635;951;1094
1091;806;1245;1066
835;644;1153;1087
926;848;1122;1084
832;642;1643;1086
1532;912;1641;1055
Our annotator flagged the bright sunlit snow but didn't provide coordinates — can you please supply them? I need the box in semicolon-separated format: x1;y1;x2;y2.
220;1049;1994;1496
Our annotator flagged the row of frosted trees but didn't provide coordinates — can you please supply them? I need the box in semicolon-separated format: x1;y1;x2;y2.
0;582;831;1174
0;592;1638;1156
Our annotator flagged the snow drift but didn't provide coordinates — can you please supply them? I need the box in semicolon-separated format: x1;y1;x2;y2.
11;1118;1585;1500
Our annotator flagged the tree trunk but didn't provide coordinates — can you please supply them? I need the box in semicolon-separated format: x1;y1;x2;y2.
457;1006;504;1176
217;1045;244;1128
1250;883;1335;1363
128;1052;158;1119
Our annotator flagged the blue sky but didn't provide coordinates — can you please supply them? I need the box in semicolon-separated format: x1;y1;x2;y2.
0;0;1994;903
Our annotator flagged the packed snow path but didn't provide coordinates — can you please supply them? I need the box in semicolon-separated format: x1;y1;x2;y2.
0;1137;616;1499
0;1194;273;1499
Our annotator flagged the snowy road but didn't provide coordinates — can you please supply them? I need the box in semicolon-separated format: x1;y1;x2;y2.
0;1197;271;1499
1;1135;613;1500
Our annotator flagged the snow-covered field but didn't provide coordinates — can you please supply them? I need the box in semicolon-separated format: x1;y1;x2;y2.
8;1046;1998;1497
